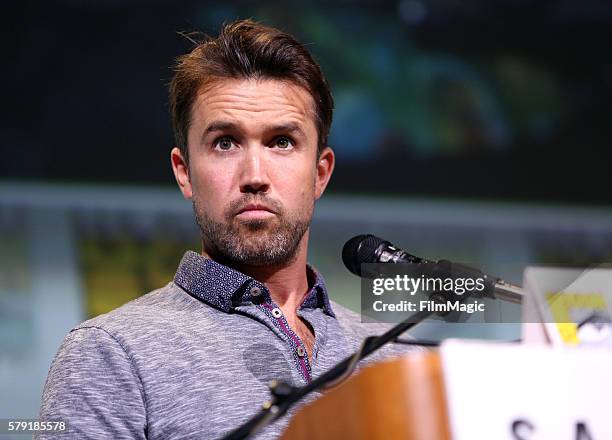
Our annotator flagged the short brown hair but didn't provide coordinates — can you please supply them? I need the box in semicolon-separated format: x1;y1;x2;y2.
169;19;334;163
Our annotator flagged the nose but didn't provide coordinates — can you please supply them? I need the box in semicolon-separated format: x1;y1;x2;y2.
239;147;270;195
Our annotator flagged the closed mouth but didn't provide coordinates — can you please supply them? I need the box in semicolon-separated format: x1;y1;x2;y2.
236;204;276;215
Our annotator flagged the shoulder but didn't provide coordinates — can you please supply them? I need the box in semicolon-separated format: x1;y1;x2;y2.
64;281;210;358
73;281;195;334
48;280;205;375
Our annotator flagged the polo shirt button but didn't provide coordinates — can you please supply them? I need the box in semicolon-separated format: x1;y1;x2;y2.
296;346;306;357
271;308;283;318
250;286;262;297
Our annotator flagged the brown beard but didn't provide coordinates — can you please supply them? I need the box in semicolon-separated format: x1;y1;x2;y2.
192;195;312;267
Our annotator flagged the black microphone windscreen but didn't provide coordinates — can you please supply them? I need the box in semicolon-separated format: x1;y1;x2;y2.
342;234;386;276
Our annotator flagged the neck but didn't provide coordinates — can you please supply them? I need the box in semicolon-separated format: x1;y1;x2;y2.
201;231;311;315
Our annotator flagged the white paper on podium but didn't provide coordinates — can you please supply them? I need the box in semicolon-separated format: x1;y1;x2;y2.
440;340;612;440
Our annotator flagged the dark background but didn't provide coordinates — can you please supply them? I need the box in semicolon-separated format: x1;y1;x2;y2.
4;0;612;204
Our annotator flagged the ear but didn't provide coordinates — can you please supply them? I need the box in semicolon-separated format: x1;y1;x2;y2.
314;146;335;200
171;147;193;200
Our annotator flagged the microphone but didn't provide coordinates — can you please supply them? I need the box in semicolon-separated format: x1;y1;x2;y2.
342;234;523;304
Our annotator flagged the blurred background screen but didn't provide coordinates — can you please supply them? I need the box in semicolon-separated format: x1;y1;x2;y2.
1;0;611;425
4;0;612;203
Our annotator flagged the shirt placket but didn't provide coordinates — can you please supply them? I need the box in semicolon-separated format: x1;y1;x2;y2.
296;308;326;369
260;301;312;383
246;283;313;384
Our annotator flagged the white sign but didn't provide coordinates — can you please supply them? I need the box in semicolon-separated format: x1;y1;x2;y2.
440;340;612;440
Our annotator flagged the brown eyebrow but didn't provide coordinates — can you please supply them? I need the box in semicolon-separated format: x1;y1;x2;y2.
261;122;307;139
200;121;239;144
200;120;307;145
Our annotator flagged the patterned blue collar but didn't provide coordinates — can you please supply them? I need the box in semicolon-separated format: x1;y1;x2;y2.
173;251;336;318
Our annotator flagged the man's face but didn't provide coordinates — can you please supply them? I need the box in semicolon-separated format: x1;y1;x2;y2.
171;78;334;266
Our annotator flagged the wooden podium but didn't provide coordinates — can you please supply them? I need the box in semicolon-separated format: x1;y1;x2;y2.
281;351;450;440
281;342;612;439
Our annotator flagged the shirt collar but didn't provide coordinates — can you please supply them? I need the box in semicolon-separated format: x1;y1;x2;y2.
173;250;335;318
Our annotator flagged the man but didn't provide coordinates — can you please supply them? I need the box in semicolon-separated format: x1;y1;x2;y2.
38;19;413;439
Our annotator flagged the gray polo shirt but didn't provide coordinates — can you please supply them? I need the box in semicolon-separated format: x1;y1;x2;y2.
37;251;417;439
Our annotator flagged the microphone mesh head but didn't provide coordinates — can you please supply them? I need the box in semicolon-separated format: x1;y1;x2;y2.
342;234;386;276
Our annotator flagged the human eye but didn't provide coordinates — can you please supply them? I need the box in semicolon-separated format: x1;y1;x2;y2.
212;136;238;151
272;136;294;150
